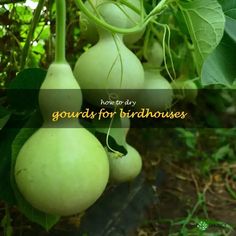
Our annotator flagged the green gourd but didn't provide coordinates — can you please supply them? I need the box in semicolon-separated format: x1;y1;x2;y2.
79;0;145;45
171;77;198;103
79;0;107;44
136;64;173;111
14;0;109;216
119;0;146;45
145;40;164;67
74;2;144;105
108;144;142;183
96;116;142;183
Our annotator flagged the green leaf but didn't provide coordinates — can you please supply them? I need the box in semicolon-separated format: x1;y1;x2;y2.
32;42;45;54
0;106;10;118
7;68;46;90
0;106;11;130
201;33;236;86
225;16;236;42
94;131;127;156
11;125;60;230
219;0;236;18
7;68;46;111
219;0;236;42
37;25;50;40
0;114;43;204
14;5;32;22
0;129;18;205
212;144;232;161
0;115;10;130
179;0;225;73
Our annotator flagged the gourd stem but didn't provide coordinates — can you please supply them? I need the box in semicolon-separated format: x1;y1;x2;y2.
20;0;45;70
55;0;66;63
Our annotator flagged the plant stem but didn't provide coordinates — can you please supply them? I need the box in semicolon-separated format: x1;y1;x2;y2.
75;0;170;34
55;0;66;63
75;0;149;34
147;0;169;18
20;0;45;70
1;204;13;236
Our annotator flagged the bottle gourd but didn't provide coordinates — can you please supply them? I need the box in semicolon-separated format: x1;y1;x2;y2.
74;2;144;105
136;63;173;111
79;0;146;45
171;77;198;104
96;117;142;183
14;0;109;216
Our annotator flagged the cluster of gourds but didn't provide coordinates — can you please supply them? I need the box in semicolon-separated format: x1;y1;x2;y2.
14;0;197;217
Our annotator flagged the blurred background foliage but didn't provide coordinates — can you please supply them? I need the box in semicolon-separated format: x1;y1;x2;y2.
0;0;82;87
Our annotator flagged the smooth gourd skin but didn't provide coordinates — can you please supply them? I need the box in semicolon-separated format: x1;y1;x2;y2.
79;0;103;44
80;0;145;45
15;128;109;216
96;117;142;183
39;63;82;123
136;66;173;111
95;116;130;146
75;3;144;105
108;144;142;183
171;78;198;103
145;41;164;67
74;36;144;104
15;63;110;216
122;0;146;45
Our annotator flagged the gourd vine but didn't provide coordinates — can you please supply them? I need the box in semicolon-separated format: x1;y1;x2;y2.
74;0;171;34
105;105;124;158
112;34;124;88
152;21;176;80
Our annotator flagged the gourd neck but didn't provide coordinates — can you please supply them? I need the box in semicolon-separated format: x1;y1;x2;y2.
143;63;161;74
98;28;124;42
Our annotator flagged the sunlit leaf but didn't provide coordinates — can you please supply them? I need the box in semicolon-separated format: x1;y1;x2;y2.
201;34;236;86
179;0;225;73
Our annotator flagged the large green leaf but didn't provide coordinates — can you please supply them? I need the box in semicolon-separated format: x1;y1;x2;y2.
179;0;225;73
201;33;236;86
0;106;11;130
0;129;18;205
7;68;46;111
11;121;60;230
219;0;236;42
225;16;236;42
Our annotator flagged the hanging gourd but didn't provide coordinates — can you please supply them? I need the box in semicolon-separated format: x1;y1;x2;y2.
14;0;109;216
122;0;146;45
136;63;173;111
79;0;107;44
96;116;142;183
79;0;146;45
144;40;164;68
74;1;144;105
171;77;198;104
